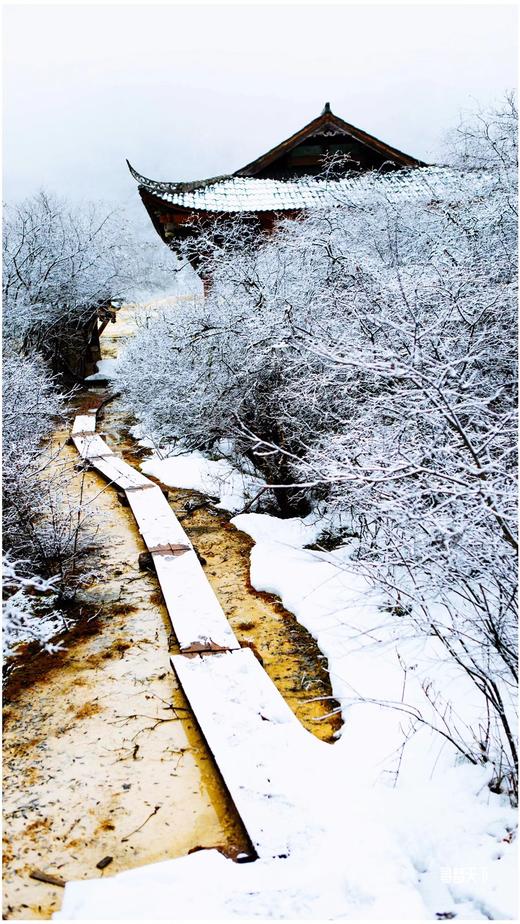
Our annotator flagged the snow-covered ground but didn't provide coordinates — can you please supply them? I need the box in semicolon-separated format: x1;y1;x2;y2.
141;448;264;513
56;447;517;921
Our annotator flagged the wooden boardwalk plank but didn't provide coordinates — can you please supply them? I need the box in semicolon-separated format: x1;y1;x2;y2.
72;432;114;460
73;428;154;490
172;648;326;859
126;487;239;651
125;487;193;547
92;455;151;491
72;414;97;435
155;553;239;651
72;413;239;652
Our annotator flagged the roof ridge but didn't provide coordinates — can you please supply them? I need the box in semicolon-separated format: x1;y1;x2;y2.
234;109;427;177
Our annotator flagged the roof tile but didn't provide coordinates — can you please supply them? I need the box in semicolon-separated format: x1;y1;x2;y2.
138;169;483;214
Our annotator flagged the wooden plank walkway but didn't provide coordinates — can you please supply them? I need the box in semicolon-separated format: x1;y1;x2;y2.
72;406;239;652
72;401;325;859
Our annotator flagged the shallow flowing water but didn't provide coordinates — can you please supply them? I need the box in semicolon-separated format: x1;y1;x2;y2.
2;417;250;920
3;301;340;919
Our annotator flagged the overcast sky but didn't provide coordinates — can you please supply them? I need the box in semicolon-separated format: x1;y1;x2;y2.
3;3;517;220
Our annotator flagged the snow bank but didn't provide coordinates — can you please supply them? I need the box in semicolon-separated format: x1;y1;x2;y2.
141;451;264;513
55;842;430;920
230;511;518;919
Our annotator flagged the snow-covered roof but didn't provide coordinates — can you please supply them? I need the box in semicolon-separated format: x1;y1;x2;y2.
128;164;459;214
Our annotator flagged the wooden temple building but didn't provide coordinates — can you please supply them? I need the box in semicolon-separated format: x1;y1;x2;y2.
128;103;426;254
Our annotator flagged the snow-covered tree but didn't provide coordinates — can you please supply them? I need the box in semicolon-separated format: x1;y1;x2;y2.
3;191;181;377
117;99;517;798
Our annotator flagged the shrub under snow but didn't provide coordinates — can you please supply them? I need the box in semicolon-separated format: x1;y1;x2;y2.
2;354;89;658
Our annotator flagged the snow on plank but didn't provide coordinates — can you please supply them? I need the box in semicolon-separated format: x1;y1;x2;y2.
124;486;192;547
72;414;97;435
171;648;327;859
72;431;114;460
91;454;151;491
71;413;239;652
72;426;151;490
126;487;239;652
154;552;239;652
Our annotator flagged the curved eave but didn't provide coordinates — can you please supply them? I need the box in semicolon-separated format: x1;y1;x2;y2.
127;159;232;195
